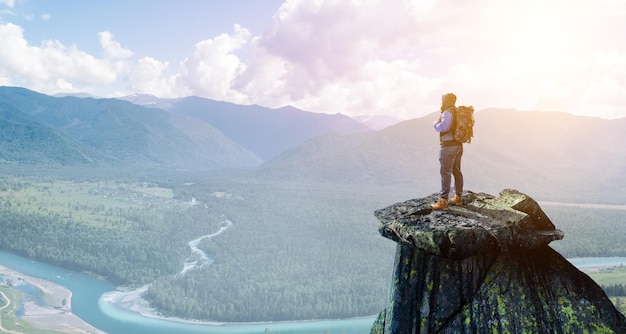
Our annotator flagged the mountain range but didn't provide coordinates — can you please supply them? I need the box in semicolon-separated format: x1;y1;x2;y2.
1;87;370;171
2;86;625;203
119;94;371;160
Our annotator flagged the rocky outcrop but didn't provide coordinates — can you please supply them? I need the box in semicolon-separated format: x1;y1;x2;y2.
372;189;626;334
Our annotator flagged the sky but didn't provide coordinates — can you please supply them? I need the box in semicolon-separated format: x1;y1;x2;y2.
1;0;626;120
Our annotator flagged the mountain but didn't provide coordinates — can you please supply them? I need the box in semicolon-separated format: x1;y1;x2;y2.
53;92;100;99
0;105;96;165
120;94;371;160
372;190;626;333
0;87;262;170
257;109;626;203
352;114;404;130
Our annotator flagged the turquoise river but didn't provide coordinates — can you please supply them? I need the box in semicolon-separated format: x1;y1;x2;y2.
0;250;375;334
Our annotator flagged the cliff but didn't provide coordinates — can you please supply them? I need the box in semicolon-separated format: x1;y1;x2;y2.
371;189;626;334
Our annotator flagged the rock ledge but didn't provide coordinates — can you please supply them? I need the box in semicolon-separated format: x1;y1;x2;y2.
376;189;564;260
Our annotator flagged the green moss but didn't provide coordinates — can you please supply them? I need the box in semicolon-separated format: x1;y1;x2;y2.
370;309;386;334
590;322;615;333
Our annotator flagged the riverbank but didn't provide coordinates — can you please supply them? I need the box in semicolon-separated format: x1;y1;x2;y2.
100;285;218;326
0;264;104;334
101;285;374;328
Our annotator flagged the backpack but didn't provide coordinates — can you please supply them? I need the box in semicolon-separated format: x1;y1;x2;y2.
452;106;475;143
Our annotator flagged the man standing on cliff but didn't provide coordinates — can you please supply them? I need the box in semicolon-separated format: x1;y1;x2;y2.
431;93;463;210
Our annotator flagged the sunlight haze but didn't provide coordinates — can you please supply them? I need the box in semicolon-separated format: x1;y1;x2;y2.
0;0;625;119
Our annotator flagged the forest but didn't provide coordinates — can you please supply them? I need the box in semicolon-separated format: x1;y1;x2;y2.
0;174;397;321
543;205;626;258
0;173;625;322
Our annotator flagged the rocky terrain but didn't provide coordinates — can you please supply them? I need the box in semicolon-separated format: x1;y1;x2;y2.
371;189;626;333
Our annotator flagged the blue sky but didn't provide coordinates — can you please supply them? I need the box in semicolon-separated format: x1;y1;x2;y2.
1;0;626;120
10;1;282;62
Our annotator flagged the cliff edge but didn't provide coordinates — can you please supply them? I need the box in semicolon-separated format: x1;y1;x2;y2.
371;189;626;334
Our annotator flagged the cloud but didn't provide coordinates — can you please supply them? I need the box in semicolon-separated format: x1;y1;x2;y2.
0;22;118;93
118;0;435;114
242;0;446;116
98;31;134;59
232;0;626;119
173;24;252;102
124;24;253;102
127;57;187;98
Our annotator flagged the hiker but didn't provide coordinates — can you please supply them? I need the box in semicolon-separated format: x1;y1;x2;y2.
431;93;463;210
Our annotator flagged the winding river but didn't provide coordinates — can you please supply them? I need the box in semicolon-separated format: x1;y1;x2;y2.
180;219;233;275
0;251;376;333
0;223;376;334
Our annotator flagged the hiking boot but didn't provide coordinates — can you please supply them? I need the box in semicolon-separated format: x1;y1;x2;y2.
431;197;448;211
450;194;463;205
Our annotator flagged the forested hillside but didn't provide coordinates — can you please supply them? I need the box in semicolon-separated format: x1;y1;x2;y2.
122;94;371;160
0;87;262;170
544;204;626;257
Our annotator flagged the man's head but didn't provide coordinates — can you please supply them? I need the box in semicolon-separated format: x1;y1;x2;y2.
441;93;457;111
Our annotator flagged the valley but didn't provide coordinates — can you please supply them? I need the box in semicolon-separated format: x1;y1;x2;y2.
0;87;625;330
0;173;625;326
0;174;397;322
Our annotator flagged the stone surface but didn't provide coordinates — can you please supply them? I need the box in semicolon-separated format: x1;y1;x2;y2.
376;189;563;260
372;189;626;334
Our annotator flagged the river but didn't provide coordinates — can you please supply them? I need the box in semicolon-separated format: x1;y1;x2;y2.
0;250;375;334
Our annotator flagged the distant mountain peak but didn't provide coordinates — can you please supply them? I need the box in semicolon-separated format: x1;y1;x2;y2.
53;92;100;99
352;114;403;130
118;94;182;107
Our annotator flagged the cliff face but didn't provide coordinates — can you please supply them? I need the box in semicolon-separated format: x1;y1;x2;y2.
372;189;626;334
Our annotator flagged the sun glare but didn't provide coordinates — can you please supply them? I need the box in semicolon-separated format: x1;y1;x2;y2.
506;9;578;61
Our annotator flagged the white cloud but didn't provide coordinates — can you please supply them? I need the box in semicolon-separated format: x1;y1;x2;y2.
126;57;188;98
0;22;118;94
123;24;254;102
176;24;251;103
98;31;133;59
239;0;439;115
231;0;626;119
